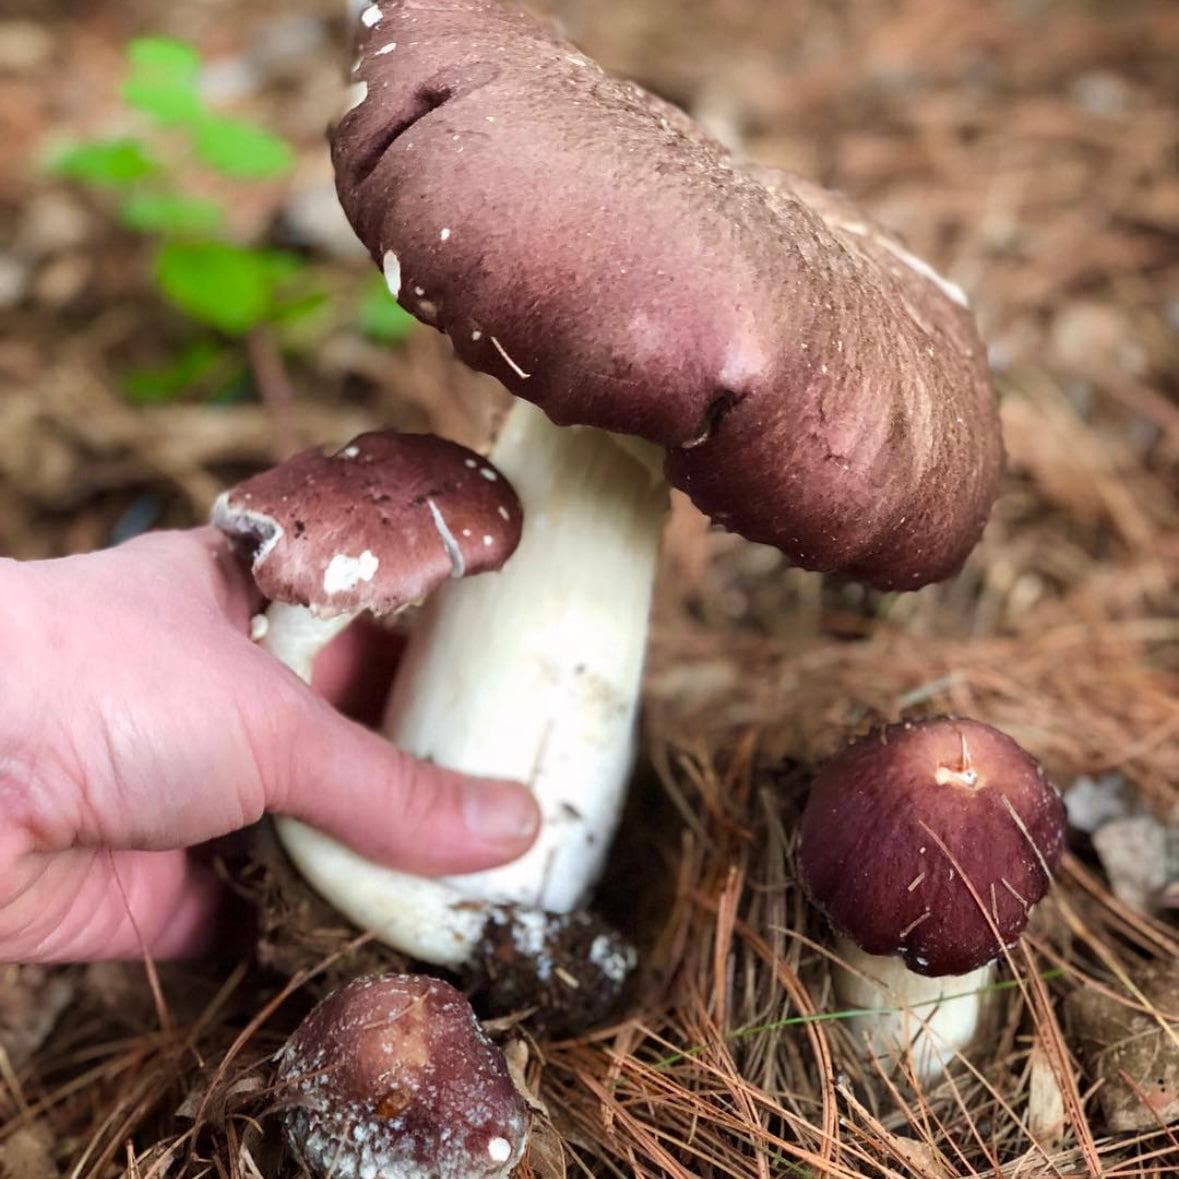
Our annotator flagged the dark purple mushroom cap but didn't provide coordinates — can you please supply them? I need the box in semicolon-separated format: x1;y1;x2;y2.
798;718;1066;977
212;431;522;617
276;973;529;1178
332;0;1002;591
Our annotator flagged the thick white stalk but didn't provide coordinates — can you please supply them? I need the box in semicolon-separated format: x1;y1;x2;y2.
257;603;353;684
833;936;995;1084
384;399;669;911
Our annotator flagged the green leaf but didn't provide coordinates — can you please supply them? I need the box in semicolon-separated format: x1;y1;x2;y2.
155;242;302;335
192;115;293;179
51;138;158;187
270;289;329;326
119;192;224;236
122;37;203;125
123;340;226;403
358;274;417;344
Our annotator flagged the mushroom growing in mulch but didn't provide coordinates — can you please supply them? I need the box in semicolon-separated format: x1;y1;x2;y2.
322;0;1005;1025
214;430;638;1024
276;973;530;1178
798;717;1067;1082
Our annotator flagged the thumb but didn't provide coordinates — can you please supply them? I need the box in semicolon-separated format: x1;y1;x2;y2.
260;685;540;878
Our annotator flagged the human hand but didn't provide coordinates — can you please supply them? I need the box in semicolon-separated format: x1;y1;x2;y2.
0;528;539;963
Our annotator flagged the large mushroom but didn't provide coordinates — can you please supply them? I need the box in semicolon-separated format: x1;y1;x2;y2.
798;718;1067;1082
318;0;1002;1007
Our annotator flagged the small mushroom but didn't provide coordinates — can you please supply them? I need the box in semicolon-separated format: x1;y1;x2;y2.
212;429;521;682
276;973;530;1178
798;718;1066;1082
213;430;635;1027
323;0;1004;1025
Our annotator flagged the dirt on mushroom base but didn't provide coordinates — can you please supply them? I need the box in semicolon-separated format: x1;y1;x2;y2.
1;0;1177;1175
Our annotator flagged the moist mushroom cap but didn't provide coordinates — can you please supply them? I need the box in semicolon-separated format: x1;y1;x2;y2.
333;0;1002;591
276;973;530;1179
212;431;522;617
798;718;1067;977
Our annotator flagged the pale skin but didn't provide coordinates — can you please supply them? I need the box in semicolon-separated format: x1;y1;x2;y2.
0;528;540;963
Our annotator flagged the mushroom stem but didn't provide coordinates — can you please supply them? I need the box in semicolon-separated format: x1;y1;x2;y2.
256;603;354;684
384;398;669;910
832;936;996;1084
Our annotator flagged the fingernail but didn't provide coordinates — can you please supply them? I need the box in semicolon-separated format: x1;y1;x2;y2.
462;782;539;845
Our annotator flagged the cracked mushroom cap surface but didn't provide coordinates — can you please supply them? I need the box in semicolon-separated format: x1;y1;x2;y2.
277;973;530;1178
212;431;522;617
333;0;1002;591
798;718;1067;977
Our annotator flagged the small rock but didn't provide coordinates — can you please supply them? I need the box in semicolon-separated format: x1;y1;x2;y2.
1092;815;1169;915
1066;961;1179;1132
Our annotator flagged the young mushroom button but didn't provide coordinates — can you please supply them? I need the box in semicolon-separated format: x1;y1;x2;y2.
277;973;530;1179
798;717;1067;1082
211;430;522;682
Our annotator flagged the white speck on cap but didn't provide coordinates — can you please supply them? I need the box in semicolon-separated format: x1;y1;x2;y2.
375;41;397;55
488;1137;512;1163
360;4;381;28
382;251;401;299
497;505;510;521
482;535;494;547
341;445;360;459
344;81;368;113
479;467;498;482
440;227;451;241
464;458;477;469
413;285;425;297
323;550;380;594
471;329;482;341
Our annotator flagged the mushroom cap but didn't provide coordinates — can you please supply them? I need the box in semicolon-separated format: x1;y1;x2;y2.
212;431;522;617
332;0;1002;591
797;718;1066;977
276;973;530;1179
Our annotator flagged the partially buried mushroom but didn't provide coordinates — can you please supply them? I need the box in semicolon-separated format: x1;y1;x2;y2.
276;973;530;1178
798;718;1067;1083
213;430;637;1025
318;0;1004;1024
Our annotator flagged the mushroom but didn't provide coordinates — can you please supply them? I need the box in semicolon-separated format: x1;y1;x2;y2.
276;973;530;1178
214;429;637;1026
798;718;1067;1083
324;0;1002;1011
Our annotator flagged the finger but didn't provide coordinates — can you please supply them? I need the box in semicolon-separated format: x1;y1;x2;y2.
0;847;231;963
263;692;540;878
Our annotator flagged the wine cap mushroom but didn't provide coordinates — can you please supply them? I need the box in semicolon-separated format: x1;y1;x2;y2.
798;717;1067;977
212;430;521;618
333;0;1002;591
277;973;530;1178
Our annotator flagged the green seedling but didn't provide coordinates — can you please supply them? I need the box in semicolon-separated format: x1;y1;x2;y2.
50;36;414;403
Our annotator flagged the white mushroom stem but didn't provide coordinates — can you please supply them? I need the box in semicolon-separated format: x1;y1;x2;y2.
274;399;667;967
256;604;354;684
385;399;668;911
832;936;996;1085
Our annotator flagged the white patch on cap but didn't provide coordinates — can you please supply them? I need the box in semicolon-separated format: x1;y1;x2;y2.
341;445;360;459
382;251;401;299
482;534;494;547
344;81;368;113
464;458;478;469
479;467;498;482
497;505;510;520
413;285;425;297
487;1137;512;1163
360;4;382;27
426;497;466;578
249;613;270;642
323;550;380;594
440;227;451;241
471;329;482;341
375;41;397;55
489;335;531;379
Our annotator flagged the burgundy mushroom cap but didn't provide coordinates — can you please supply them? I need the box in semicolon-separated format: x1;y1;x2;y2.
798;718;1066;977
277;973;530;1178
332;0;1002;591
212;430;522;616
